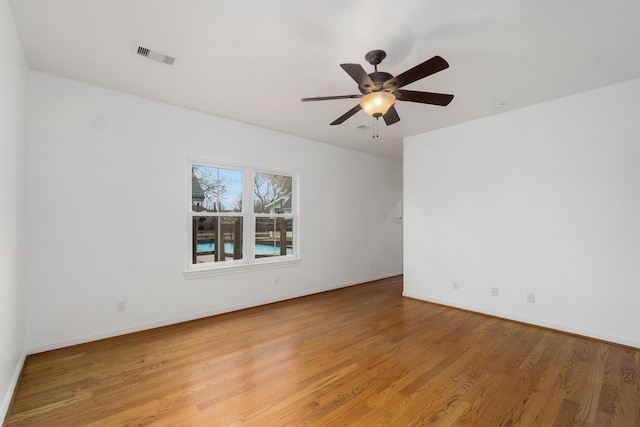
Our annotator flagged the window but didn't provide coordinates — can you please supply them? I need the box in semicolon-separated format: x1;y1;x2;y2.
186;160;298;276
254;172;294;258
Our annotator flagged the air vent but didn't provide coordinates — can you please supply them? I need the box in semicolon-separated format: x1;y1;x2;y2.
133;44;175;65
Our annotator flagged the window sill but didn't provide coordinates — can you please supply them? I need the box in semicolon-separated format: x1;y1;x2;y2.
184;258;302;279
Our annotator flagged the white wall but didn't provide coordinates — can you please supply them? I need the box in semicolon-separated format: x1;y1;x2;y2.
404;79;640;348
0;0;28;419
25;71;403;352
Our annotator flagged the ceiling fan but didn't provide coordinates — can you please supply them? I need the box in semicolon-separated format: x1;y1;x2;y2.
302;50;454;126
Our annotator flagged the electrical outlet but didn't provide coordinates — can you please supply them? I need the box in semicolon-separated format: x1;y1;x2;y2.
117;300;127;312
453;282;459;290
274;278;279;286
527;293;535;303
491;288;499;297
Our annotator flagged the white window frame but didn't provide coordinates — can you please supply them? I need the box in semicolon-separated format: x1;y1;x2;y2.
184;158;300;278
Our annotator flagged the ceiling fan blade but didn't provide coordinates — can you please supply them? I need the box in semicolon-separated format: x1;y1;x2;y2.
340;64;376;92
394;90;454;106
384;56;449;90
301;94;362;102
330;104;362;125
383;105;400;125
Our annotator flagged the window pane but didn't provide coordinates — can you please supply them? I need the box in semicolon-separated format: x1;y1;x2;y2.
253;173;292;214
192;216;243;264
192;165;242;213
255;217;293;257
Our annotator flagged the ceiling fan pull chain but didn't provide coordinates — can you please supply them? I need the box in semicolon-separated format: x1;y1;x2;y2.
372;116;377;138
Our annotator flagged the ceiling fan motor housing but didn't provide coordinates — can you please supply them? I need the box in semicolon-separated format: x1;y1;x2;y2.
360;71;394;94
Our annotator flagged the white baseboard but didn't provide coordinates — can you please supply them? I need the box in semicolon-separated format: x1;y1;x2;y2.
402;292;640;349
27;273;403;355
1;350;27;424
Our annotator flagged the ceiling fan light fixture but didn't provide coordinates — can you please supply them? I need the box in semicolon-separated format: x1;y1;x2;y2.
359;92;395;117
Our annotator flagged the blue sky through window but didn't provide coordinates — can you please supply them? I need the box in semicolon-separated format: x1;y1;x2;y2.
193;165;242;212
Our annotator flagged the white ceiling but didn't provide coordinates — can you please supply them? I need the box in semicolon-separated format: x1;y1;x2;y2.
8;0;640;160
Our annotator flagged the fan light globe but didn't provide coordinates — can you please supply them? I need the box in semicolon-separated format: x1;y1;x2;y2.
359;92;396;117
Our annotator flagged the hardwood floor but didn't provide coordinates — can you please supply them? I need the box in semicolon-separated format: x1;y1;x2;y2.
5;276;640;426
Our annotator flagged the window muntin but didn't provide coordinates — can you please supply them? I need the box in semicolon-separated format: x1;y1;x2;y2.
188;161;298;273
